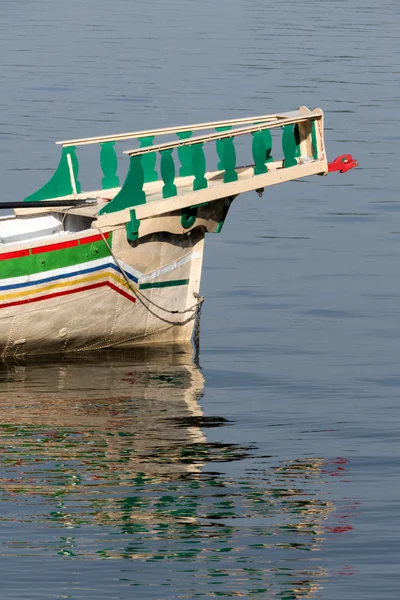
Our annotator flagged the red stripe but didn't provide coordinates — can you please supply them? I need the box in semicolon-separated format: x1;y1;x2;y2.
108;281;137;302
110;282;135;303
0;281;136;309
31;239;79;255
80;232;110;245
0;248;31;261
0;233;110;261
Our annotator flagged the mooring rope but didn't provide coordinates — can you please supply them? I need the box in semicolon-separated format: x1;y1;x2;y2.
95;226;204;324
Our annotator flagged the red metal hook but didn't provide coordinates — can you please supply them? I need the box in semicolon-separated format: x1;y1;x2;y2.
328;154;358;173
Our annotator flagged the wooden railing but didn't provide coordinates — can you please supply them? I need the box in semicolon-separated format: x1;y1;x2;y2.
99;108;324;215
23;107;324;207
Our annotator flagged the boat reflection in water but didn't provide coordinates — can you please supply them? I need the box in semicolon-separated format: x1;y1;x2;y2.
0;347;340;598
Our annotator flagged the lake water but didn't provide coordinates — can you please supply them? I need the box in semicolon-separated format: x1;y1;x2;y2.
0;0;399;597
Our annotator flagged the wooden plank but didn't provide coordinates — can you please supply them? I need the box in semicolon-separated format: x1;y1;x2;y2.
124;110;323;158
56;108;314;147
313;112;327;160
96;158;328;229
297;106;314;160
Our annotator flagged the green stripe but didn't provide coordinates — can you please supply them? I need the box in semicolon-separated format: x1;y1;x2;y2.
140;279;189;290
0;235;112;280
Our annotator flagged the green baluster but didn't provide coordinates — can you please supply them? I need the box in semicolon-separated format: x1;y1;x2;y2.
138;136;158;183
177;131;193;176
263;129;273;163
126;208;141;242
24;146;81;202
222;137;238;183
160;149;177;198
216;126;232;169
311;121;318;159
100;141;119;189
192;143;208;191
294;124;301;158
99;155;146;215
252;131;267;175
254;122;273;164
281;125;298;168
130;155;146;206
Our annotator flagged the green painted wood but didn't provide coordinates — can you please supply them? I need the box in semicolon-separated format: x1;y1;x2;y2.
99;155;146;215
192;143;208;191
215;126;232;169
100;141;120;189
215;198;233;233
160;149;177;198
181;207;197;229
263;129;273;163
253;122;273;163
222;137;238;183
177;131;193;176
311;121;318;159
24;147;81;202
0;235;112;279
252;131;268;175
281;125;298;168
294;124;301;158
138;136;158;183
125;208;141;242
140;279;189;290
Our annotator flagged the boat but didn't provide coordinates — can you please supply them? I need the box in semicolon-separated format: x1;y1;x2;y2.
0;106;357;357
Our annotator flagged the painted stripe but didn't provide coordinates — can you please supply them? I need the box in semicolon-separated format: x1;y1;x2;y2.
0;254;140;289
0;262;107;292
0;270;133;302
108;281;137;303
79;233;109;245
0;234;112;279
0;248;30;261
29;232;110;254
139;251;201;283
31;239;79;254
0;232;195;296
139;279;189;290
0;260;138;292
0;280;136;310
118;259;142;282
0;256;111;288
0;242;110;279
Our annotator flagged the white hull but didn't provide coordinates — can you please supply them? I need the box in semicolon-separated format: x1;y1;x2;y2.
0;225;205;357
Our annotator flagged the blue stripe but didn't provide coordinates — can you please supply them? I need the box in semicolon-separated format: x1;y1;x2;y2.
110;263;138;283
0;261;138;291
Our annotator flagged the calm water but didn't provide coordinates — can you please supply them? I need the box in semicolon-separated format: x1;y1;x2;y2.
0;0;400;597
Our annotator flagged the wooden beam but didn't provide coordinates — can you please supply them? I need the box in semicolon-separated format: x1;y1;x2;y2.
96;158;328;229
123;110;323;157
56;108;315;148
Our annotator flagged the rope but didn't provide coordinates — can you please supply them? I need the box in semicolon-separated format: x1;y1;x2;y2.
192;291;203;367
95;225;204;324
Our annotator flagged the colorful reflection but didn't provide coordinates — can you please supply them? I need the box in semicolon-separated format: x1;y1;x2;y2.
0;348;352;598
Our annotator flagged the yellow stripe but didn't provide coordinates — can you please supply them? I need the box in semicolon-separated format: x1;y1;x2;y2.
0;271;130;302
